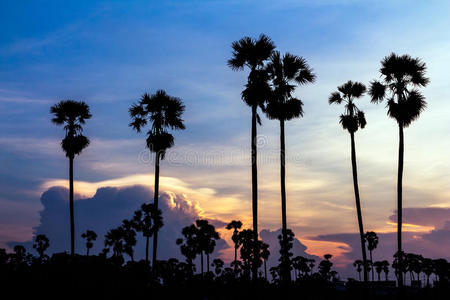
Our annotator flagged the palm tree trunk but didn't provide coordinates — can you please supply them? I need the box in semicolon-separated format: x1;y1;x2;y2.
145;235;149;263
234;244;238;271
264;260;267;280
350;132;368;284
370;251;374;281
358;271;361;281
280;119;291;283
152;152;160;271
69;156;75;256
207;254;210;273
201;251;204;276
251;105;259;280
397;125;404;289
86;247;89;256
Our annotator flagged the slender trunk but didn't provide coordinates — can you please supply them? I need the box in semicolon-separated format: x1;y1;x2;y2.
207;254;210;273
350;132;368;284
69;156;75;256
152;152;160;272
280;119;291;283
145;235;149;263
86;247;89;256
358;271;361;281
201;251;204;276
397;125;404;289
385;272;388;281
234;242;238;272
378;272;381;281
264;260;267;280
251;105;259;280
370;251;374;281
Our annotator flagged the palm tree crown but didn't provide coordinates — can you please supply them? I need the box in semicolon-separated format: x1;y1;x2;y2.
50;100;91;158
265;51;315;121
329;80;367;133
369;53;429;127
129;90;185;157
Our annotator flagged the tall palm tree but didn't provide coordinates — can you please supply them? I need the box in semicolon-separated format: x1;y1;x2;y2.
369;53;429;287
228;34;275;280
226;220;243;271
329;80;368;284
129;90;185;269
51;100;91;256
265;51;315;282
132;203;163;263
366;231;379;280
353;259;363;281
81;230;97;256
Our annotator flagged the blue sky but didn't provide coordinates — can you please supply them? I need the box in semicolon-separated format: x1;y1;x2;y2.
1;0;450;273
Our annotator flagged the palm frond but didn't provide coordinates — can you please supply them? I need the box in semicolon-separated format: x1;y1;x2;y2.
328;92;342;105
369;80;386;103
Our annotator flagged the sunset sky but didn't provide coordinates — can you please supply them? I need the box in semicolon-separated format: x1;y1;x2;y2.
1;0;450;277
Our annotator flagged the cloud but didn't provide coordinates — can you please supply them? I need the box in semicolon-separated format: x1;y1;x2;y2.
8;185;228;262
389;207;450;229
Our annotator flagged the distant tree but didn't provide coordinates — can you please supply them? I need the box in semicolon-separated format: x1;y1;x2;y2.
381;260;390;281
292;256;310;280
369;53;429;288
226;220;243;272
238;229;265;280
265;52;315;283
329;80;368;284
319;254;333;280
365;231;379;280
422;258;434;286
81;230;97;256
33;234;50;259
132;203;163;263
195;220;220;274
228;34;275;280
260;242;270;280
277;228;295;283
307;258;316;275
13;245;27;263
51;100;91;255
212;258;224;277
129;90;185;268
121;220;137;261
373;261;383;281
353;259;363;281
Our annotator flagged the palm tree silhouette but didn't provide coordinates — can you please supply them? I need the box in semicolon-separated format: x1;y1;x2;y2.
381;260;390;281
353;259;363;281
132;203;163;263
50;100;91;255
265;51;315;283
176;225;199;275
225;220;243;272
33;234;50;259
81;230;97;256
228;34;275;280
329;80;368;283
365;231;379;280
260;242;270;280
373;261;383;281
369;53;429;288
129;90;185;268
196;220;220;274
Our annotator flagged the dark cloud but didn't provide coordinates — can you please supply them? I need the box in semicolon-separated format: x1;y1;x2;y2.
8;185;227;262
389;207;450;228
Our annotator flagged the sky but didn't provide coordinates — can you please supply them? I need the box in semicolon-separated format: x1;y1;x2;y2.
1;0;450;278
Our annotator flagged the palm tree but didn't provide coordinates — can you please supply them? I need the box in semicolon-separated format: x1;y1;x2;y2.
366;231;379;280
50;100;91;255
33;234;50;259
132;203;163;263
369;53;429;288
260;242;270;280
381;260;390;281
81;230;97;256
129;90;185;268
226;220;243;271
373;261;383;281
228;34;275;280
196;220;220;274
329;80;368;283
353;259;363;281
265;51;315;282
121;219;137;261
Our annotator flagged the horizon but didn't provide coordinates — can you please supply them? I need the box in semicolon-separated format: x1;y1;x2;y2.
1;0;450;281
